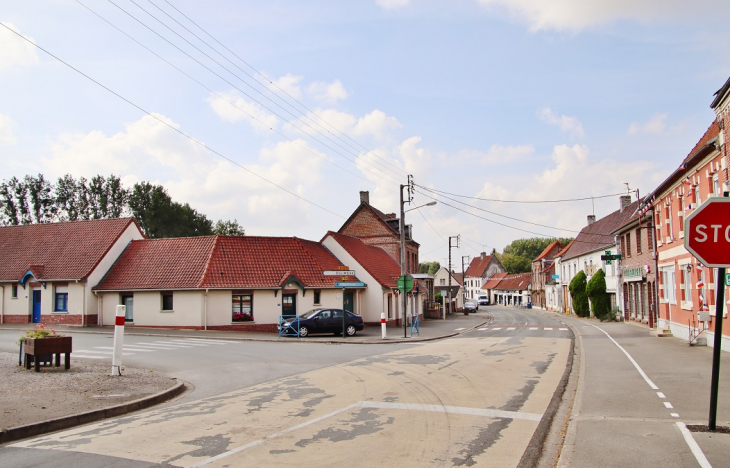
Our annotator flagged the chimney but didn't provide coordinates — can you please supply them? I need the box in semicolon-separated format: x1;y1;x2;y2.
480;252;486;259
587;215;596;225
620;195;631;213
359;191;369;205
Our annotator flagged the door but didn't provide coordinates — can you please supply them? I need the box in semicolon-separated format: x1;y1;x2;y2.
122;295;134;322
282;294;297;317
32;290;41;323
343;292;354;314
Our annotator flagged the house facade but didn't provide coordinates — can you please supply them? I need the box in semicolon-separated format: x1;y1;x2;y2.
322;231;424;326
560;196;640;316
530;241;563;310
0;218;144;325
491;273;531;306
94;235;363;331
433;267;464;311
464;252;505;299
552;241;574;313
650;118;729;347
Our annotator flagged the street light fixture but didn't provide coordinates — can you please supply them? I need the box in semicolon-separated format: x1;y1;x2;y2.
400;185;436;338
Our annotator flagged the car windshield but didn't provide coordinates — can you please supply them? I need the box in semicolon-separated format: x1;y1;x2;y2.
299;309;321;319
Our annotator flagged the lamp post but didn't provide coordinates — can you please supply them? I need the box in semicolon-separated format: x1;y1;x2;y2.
400;185;436;338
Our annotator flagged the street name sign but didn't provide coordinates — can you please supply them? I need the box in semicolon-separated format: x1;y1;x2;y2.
324;270;356;276
684;197;730;267
335;282;365;287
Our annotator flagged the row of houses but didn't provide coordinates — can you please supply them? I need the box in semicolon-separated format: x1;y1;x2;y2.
0;191;429;330
529;76;730;351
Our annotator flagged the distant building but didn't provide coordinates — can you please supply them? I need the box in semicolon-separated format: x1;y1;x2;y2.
531;241;564;310
464;252;505;300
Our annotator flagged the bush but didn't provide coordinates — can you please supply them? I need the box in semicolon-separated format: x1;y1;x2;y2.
569;270;590;317
587;269;612;321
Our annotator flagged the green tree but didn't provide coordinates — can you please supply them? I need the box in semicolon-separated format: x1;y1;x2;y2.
501;253;532;274
0;180;19;225
503;237;573;261
25;174;56;223
55;174;81;221
214;219;245;236
128;182;213;238
569;270;590;317
418;261;440;275
587;269;612;321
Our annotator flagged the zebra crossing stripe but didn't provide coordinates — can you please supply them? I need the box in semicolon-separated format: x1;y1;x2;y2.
179;338;229;345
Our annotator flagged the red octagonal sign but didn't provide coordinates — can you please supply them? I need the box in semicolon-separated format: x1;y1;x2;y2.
684;197;730;267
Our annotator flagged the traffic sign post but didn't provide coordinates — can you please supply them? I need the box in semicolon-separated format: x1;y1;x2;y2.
397;275;413;294
684;196;730;431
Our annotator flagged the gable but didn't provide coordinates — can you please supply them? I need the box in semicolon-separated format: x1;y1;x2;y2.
339;205;398;239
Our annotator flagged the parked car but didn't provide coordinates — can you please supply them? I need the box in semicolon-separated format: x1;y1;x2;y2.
278;308;364;337
464;300;478;314
478;295;490;306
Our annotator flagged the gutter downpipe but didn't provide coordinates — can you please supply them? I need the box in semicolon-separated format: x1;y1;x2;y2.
93;290;101;327
204;289;208;331
82;281;86;327
1;285;4;324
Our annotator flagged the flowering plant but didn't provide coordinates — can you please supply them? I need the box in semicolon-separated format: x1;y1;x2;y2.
17;324;60;345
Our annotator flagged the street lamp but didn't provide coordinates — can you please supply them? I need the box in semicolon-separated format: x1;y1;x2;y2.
400;185;436;338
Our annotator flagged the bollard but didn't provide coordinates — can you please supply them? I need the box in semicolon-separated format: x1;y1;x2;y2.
112;305;126;376
381;312;387;339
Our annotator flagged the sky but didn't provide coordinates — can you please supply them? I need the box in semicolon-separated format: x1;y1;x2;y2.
1;0;729;266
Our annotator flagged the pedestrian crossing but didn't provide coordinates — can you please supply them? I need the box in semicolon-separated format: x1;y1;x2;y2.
73;338;233;360
476;326;568;332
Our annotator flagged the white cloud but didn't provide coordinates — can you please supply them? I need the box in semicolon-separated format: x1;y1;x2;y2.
297;108;402;141
0;22;40;71
456;144;534;165
206;90;278;132
0;114;17;145
269;73;303;99
475;0;730;32
627;112;668;135
307;79;350;104
537;107;585;138
375;0;411;9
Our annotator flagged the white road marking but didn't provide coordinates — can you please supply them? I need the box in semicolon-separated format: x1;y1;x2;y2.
478;328;490;331
186;400;543;467
671;413;680;418
70;355;105;359
590;324;711;468
86;349;134;356
134;342;190;349
150;341;199;347
157;340;209;347
657;392;666;398
675;422;712;468
559;328;568;331
529;327;538;331
454;328;466;331
544;327;553;331
492;327;502;330
93;346;155;352
179;338;230;345
507;327;516;331
664;402;674;409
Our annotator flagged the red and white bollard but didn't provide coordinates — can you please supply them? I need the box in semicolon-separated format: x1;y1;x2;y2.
381;312;387;339
111;305;126;376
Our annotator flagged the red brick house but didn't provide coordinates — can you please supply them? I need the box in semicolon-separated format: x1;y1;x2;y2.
530;241;564;310
0;218;144;325
322;231;425;326
464;252;506;299
338;191;420;274
94;235;362;331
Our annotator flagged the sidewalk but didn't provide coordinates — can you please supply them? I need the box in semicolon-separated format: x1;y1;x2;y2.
0;309;491;344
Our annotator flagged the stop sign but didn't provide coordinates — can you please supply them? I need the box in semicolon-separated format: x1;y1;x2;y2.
684;197;730;267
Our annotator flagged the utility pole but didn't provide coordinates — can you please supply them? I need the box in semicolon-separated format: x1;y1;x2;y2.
462;255;470;307
448;235;460;316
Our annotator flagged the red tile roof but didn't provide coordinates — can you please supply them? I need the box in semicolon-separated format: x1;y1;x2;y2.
560;200;641;261
324;231;402;288
555;240;574;258
492;273;531;291
465;254;494;277
534;241;563;262
482;272;508;290
0;218;139;282
95;235;358;291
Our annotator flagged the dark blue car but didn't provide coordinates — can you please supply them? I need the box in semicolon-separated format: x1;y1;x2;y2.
279;308;364;337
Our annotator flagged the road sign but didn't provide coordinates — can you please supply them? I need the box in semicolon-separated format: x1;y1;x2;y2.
725;273;730;287
601;251;621;265
397;275;413;293
324;270;356;276
684;198;730;267
335;282;365;287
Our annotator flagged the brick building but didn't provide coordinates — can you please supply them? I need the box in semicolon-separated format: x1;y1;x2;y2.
338;191;420;274
464;252;505;299
530;241;563;309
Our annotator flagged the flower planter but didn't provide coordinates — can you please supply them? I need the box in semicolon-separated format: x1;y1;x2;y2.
23;336;72;372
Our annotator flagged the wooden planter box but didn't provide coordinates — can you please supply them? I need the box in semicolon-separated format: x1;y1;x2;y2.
23;336;72;372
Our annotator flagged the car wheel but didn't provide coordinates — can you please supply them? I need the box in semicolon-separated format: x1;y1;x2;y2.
299;326;309;337
346;325;357;336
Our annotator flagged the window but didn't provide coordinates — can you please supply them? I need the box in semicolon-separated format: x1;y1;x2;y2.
661;267;677;305
666;205;674;239
313;290;321;305
695;185;701;208
681;268;692;305
713;176;720;197
54;285;68;312
161;292;173;311
440;279;445;286
232;292;253;322
636;229;642;255
11;284;18;299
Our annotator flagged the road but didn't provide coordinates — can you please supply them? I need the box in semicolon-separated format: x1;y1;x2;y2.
0;306;573;467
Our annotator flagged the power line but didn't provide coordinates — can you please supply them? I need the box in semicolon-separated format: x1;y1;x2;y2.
416;184;625;204
0;22;345;219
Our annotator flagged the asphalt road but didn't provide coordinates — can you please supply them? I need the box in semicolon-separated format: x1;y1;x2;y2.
1;306;572;467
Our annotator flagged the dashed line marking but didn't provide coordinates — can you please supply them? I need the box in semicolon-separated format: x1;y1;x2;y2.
664;402;674;409
671;413;680;418
507;327;516;331
544;327;553;331
657;392;666;399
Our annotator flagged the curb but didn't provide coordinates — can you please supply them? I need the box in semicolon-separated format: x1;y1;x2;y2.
0;381;186;445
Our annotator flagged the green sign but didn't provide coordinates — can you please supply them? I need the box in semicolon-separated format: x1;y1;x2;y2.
726;273;730;287
397;275;413;293
624;267;644;277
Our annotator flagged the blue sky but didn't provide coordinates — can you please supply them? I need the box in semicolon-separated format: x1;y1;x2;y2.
1;0;729;264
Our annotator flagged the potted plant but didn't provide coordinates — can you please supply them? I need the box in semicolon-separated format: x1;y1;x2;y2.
18;324;72;372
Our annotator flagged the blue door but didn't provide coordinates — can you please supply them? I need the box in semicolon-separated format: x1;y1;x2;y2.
32;290;41;323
